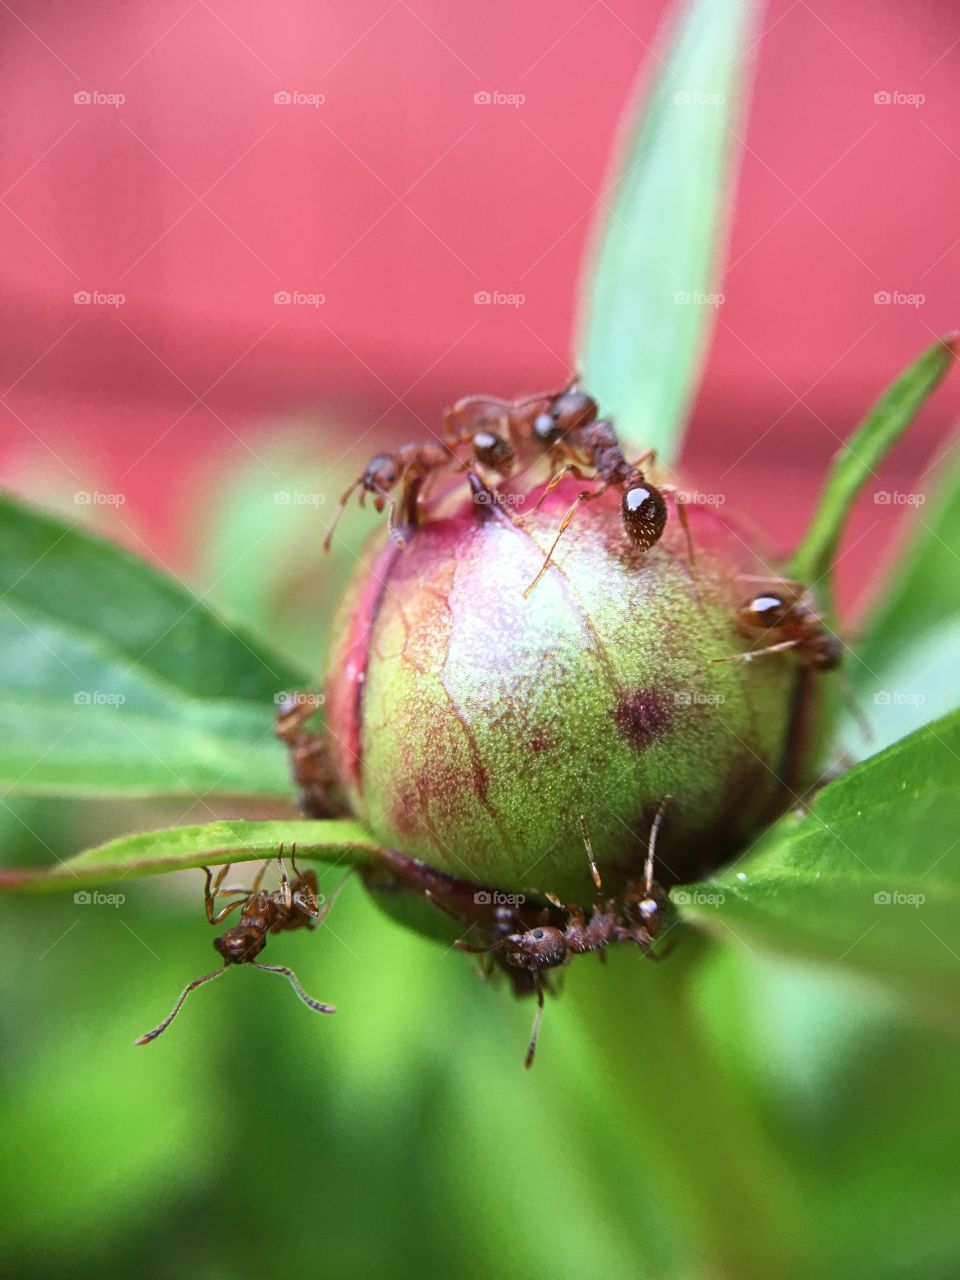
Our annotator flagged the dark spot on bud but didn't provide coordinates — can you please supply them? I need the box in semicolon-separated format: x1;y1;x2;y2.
612;688;671;750
622;484;667;550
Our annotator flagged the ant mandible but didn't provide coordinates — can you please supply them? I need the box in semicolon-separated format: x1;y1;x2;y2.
457;797;674;1068
135;846;349;1045
716;577;843;669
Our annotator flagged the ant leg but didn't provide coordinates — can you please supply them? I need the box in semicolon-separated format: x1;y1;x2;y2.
315;866;355;925
322;478;363;553
530;462;588;515
660;484;695;567
203;865;248;924
644;796;671;896
276;847;292;910
713;639;802;665
524;977;546;1070
578;814;603;903
275;693;342;819
523;487;605;598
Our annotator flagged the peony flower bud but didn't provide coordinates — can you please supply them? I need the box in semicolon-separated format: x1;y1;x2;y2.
324;475;814;904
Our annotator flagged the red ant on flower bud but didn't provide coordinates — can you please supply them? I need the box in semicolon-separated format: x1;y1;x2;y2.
135;847;348;1045
454;798;675;1067
718;577;843;669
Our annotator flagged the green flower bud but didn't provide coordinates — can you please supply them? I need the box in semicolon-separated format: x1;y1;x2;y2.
325;477;815;903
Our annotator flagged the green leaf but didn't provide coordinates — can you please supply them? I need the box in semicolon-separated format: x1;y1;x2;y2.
680;711;960;1010
0;818;384;893
577;0;756;461
0;493;311;799
788;336;958;607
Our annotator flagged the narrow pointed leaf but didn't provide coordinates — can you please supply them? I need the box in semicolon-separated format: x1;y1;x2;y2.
788;335;958;600
577;0;756;460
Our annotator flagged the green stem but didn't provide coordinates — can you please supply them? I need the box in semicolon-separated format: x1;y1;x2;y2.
788;333;958;611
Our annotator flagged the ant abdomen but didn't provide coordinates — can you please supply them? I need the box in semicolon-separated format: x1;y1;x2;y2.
622;483;668;551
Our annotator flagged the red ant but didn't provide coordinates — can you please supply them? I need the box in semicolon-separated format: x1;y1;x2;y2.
716;577;843;669
455;798;674;1067
322;440;454;552
135;847;348;1045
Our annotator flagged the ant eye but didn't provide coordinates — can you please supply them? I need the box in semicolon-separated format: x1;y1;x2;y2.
473;431;513;471
532;929;545;940
532;412;561;444
622;484;667;550
746;594;789;628
638;897;659;919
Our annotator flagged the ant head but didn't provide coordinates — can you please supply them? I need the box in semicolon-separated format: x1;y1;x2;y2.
363;452;399;491
503;924;568;972
622;482;667;550
214;925;266;965
527;387;598;446
472;430;514;474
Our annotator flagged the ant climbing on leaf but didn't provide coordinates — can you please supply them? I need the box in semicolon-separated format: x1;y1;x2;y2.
454;797;675;1068
135;846;349;1045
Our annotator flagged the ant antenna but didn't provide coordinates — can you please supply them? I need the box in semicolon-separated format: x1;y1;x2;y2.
644;795;671;894
250;963;336;1015
135;966;227;1045
579;815;603;899
524;979;546;1070
322;478;363;553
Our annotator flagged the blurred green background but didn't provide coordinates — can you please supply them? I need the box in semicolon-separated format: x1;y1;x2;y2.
2;435;960;1280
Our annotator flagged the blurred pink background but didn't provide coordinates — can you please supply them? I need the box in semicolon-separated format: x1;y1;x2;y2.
1;0;958;614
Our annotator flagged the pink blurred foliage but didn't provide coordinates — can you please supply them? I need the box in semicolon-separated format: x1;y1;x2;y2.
1;0;957;615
